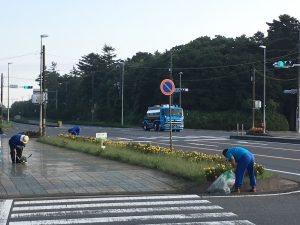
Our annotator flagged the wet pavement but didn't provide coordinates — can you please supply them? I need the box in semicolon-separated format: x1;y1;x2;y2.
0;137;186;198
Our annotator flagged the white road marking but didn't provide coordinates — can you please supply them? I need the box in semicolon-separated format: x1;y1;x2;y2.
11;205;223;218
265;168;300;176
204;189;300;198
137;137;165;140
14;194;200;205
142;220;255;225
9;195;256;225
12;200;210;211
9;212;237;225
115;137;133;141
0;200;13;225
189;143;219;147
236;141;268;146
131;140;152;143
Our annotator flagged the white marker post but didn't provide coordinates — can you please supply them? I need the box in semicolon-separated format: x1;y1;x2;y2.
96;133;107;149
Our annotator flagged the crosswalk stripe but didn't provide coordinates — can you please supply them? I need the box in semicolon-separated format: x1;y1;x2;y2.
189;143;219;147
9;212;237;225
8;195;255;225
12;200;210;211
141;220;255;225
14;194;200;205
11;205;223;219
0;200;13;224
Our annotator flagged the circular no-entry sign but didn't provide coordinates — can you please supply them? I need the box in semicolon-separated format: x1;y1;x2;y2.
160;79;175;95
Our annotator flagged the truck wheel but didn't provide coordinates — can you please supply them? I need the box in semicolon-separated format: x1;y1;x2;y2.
154;123;160;131
143;124;150;131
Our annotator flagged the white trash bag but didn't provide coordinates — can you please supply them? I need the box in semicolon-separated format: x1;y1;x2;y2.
207;170;235;194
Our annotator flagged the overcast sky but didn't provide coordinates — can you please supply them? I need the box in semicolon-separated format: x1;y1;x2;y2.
0;0;299;106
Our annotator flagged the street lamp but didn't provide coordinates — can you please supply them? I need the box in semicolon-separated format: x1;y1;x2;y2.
39;34;48;136
178;72;183;107
7;62;12;123
259;45;266;133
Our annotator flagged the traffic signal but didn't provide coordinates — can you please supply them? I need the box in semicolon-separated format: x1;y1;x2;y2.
23;86;33;89
273;61;294;68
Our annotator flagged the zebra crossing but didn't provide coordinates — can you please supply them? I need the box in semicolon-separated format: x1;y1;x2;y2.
6;194;255;225
112;135;228;144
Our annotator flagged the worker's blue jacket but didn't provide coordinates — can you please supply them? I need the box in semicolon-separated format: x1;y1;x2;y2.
69;126;81;135
224;146;252;161
9;134;26;148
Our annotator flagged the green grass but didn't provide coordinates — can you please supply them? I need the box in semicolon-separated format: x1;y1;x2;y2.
38;136;270;184
0;122;13;129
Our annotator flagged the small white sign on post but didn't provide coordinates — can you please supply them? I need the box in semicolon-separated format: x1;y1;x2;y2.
96;132;107;149
255;100;261;109
96;132;107;140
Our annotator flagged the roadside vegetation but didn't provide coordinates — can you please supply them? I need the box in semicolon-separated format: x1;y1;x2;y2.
39;134;269;184
0;122;13;134
11;15;298;131
0;122;13;129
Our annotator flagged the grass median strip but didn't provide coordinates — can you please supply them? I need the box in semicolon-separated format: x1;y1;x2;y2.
38;135;267;184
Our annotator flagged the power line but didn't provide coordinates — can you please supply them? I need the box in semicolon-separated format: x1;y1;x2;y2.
0;52;38;61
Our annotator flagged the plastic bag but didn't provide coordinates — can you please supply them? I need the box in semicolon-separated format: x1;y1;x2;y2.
207;170;235;194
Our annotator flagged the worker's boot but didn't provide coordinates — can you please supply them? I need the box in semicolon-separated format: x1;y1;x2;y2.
231;187;240;194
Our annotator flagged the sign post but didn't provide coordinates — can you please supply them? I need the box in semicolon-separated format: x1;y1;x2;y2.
160;79;175;150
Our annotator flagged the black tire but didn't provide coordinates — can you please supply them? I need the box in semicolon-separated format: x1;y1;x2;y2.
154;123;160;131
143;124;150;131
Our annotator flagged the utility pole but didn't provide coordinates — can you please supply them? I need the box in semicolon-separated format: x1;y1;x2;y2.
252;68;256;128
1;73;3;123
7;63;12;123
169;50;173;150
42;45;47;136
39;34;48;136
91;72;95;122
121;62;124;126
297;27;300;132
178;72;183;107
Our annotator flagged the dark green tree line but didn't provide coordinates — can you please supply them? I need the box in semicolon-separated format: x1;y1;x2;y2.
11;14;299;130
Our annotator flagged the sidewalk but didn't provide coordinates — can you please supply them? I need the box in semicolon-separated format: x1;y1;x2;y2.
0;138;187;198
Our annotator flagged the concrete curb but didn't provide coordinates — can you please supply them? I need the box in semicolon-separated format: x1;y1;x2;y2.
230;135;300;144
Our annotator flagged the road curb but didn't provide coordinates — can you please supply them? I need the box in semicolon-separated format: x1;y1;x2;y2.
230;135;300;144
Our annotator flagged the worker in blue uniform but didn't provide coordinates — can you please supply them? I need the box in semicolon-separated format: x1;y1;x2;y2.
68;126;81;136
222;146;256;193
9;134;29;163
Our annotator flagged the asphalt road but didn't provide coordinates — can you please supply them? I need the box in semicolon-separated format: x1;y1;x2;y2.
5;122;300;225
8;122;300;182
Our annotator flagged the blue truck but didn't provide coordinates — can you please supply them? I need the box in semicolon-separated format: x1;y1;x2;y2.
142;105;184;131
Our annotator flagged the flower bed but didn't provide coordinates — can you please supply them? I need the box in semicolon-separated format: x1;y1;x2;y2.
246;127;270;136
204;163;265;182
58;134;265;182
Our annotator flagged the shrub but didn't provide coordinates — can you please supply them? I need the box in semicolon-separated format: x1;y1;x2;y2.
204;162;265;182
20;130;40;138
184;110;289;131
56;134;265;182
246;127;265;135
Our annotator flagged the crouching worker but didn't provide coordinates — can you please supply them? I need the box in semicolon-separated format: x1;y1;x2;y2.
9;134;29;163
68;126;81;136
222;146;256;193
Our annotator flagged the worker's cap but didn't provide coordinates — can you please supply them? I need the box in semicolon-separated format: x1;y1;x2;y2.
20;135;29;144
